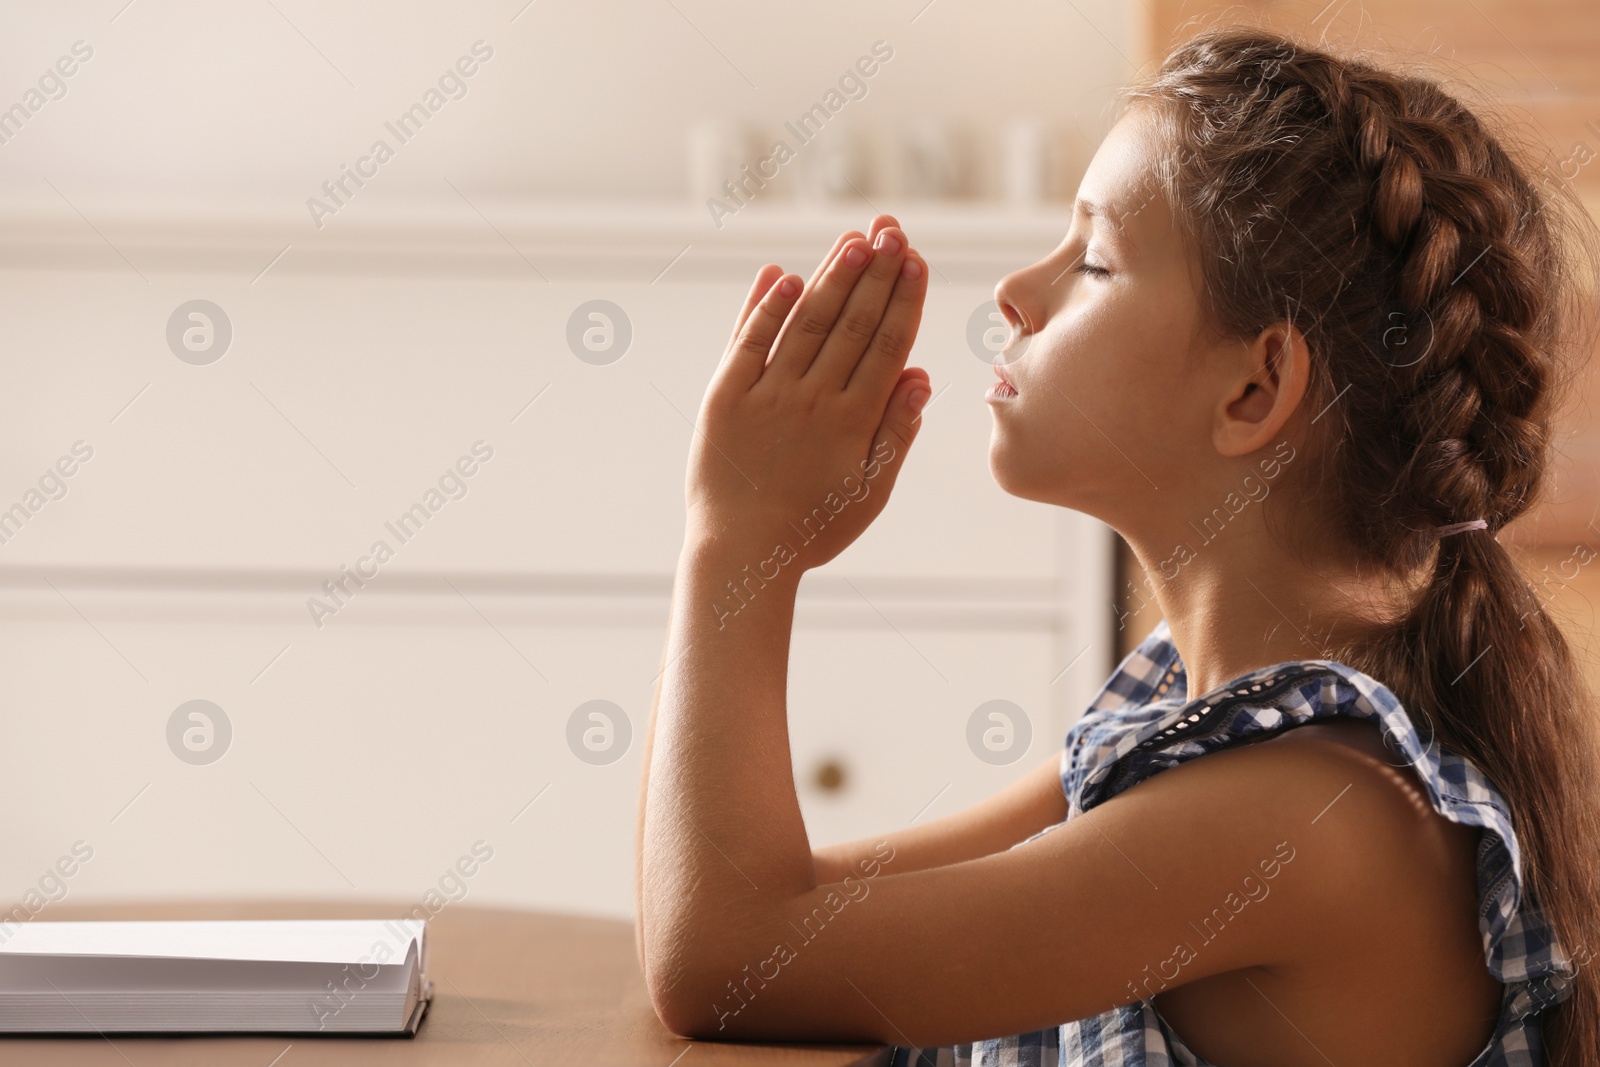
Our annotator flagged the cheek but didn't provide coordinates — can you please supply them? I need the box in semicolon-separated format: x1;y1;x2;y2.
1045;286;1176;429
1075;283;1203;412
995;284;1196;501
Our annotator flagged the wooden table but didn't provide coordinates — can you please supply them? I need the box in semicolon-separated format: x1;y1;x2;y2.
5;901;890;1066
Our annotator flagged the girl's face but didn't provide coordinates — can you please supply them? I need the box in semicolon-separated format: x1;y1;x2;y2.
988;104;1244;533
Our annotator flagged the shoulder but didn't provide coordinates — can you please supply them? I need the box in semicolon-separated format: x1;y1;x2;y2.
1048;719;1459;968
1117;719;1483;920
1146;718;1467;844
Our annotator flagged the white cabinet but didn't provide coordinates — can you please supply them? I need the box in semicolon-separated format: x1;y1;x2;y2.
0;201;1114;919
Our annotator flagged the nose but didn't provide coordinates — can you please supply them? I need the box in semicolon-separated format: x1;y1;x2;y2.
993;268;1036;342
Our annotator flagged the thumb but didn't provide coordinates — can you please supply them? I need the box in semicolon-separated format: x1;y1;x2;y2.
869;369;932;486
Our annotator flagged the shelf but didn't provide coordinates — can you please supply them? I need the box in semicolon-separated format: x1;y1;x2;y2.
0;198;1076;282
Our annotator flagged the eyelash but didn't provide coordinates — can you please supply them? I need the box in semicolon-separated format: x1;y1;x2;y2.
1075;261;1110;278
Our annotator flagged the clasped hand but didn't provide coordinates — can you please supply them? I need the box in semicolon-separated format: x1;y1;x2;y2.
685;214;932;576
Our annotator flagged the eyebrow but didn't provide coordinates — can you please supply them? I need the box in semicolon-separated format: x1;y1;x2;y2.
1074;197;1132;251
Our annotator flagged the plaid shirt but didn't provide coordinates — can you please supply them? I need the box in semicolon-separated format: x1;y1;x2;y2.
889;617;1575;1067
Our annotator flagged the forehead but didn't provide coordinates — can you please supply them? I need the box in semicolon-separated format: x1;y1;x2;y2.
1074;105;1170;251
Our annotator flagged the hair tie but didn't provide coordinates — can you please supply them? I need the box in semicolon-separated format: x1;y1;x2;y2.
1434;518;1488;538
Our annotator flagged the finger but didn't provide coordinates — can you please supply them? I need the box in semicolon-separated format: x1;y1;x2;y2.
721;271;804;391
802;218;892;293
762;235;878;381
805;226;911;388
807;230;864;291
865;214;900;244
762;229;864;372
793;219;894;320
724;264;785;356
864;369;932;499
844;248;929;398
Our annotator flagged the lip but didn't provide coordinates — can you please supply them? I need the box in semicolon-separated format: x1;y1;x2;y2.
992;355;1017;396
988;354;1018;400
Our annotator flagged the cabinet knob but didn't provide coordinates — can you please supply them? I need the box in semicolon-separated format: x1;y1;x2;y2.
812;758;848;794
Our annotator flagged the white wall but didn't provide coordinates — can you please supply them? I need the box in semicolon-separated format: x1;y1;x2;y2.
0;0;1131;212
0;3;1131;922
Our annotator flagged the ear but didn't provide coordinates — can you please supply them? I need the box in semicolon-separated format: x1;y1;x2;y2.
1213;320;1310;458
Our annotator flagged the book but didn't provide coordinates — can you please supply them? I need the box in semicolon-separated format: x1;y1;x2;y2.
0;919;430;1035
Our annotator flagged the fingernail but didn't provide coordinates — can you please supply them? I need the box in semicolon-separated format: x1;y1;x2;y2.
875;230;902;255
778;276;799;297
844;244;868;268
908;386;931;413
901;256;923;280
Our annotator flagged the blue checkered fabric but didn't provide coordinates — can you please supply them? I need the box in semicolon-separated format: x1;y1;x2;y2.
888;617;1576;1066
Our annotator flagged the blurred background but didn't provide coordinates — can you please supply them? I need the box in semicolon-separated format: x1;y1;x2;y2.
0;0;1594;923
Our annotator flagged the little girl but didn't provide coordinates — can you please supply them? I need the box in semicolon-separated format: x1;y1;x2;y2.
636;24;1600;1066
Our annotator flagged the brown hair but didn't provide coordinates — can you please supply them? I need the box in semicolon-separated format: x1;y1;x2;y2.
1123;23;1600;1063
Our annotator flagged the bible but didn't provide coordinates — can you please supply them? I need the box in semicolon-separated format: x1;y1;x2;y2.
0;919;430;1034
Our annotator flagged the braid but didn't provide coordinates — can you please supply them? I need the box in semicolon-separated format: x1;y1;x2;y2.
1367;98;1545;530
1128;26;1600;1064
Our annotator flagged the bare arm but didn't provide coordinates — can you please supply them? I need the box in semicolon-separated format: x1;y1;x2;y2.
639;615;1069;966
635;225;871;973
811;751;1068;882
634;594;673;974
643;659;1068;968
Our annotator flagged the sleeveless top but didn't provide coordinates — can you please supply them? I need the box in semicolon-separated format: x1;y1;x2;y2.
887;618;1576;1067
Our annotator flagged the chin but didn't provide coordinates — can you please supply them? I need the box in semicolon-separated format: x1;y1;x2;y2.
987;434;1048;503
988;434;1096;512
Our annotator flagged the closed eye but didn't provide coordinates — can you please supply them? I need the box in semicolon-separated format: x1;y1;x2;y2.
1075;261;1111;278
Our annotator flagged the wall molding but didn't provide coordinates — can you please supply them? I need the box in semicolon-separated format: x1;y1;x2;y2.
0;564;1072;631
0;199;1077;284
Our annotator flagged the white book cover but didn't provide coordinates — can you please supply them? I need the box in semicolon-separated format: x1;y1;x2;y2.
0;919;431;1035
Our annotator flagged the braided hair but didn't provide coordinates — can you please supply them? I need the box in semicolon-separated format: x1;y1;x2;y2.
1125;25;1600;1063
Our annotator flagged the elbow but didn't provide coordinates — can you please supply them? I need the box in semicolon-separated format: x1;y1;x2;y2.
646;958;729;1039
643;924;744;1039
643;904;771;1038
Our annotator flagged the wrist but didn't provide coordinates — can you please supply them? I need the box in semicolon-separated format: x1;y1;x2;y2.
679;531;807;598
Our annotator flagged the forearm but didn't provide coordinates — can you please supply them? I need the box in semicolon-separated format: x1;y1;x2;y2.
811;752;1069;881
640;536;817;983
634;585;676;974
